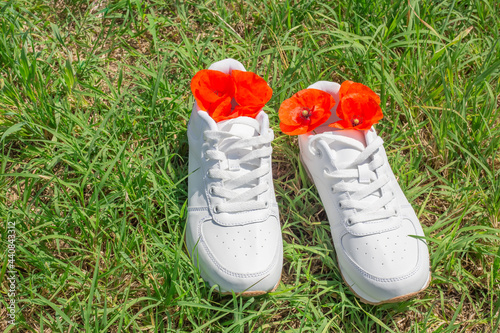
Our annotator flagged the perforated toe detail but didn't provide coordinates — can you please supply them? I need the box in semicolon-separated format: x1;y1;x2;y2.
341;219;420;279
201;216;280;275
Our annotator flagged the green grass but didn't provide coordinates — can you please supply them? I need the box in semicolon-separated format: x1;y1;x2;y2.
1;0;499;331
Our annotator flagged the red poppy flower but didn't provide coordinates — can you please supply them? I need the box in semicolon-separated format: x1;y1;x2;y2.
329;81;383;130
232;70;273;119
190;69;273;122
190;69;236;122
279;89;335;135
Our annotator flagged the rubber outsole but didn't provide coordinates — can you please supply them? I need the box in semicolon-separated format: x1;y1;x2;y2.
219;273;282;296
339;259;431;305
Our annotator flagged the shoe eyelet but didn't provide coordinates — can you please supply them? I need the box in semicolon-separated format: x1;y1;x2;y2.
310;145;322;158
264;201;269;208
214;206;220;213
346;218;352;225
209;187;215;195
338;202;342;208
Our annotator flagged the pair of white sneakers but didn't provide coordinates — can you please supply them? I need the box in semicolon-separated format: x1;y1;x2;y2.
186;59;430;304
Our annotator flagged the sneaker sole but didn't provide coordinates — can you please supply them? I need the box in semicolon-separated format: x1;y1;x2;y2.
219;273;281;296
300;154;431;305
338;260;432;305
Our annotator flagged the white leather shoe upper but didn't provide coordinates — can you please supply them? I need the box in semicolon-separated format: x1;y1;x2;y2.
186;59;282;294
299;81;430;303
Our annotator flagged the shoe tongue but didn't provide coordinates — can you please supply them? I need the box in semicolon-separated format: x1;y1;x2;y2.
217;116;263;172
327;130;366;168
325;129;381;206
216;116;263;198
217;116;261;138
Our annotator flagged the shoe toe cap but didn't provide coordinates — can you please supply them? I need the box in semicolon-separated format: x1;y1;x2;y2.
339;218;430;302
194;216;283;293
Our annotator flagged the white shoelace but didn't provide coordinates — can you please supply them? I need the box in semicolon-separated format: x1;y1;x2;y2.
204;122;273;213
311;134;396;225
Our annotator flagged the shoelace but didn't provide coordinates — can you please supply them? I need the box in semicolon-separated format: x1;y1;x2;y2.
204;126;273;213
311;134;396;224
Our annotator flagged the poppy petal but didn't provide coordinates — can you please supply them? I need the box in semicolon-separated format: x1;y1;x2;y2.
329;119;352;130
232;70;272;110
210;96;236;122
280;122;309;135
190;69;235;117
338;80;354;98
332;81;384;130
234;104;263;119
191;68;273;122
306;90;334;127
278;88;335;135
345;82;380;105
278;96;304;125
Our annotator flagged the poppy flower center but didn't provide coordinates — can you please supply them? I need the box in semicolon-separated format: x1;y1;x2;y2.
213;90;224;97
351;116;363;127
301;106;316;120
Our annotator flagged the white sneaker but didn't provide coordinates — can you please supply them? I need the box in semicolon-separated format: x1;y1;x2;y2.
299;81;431;304
186;59;282;295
